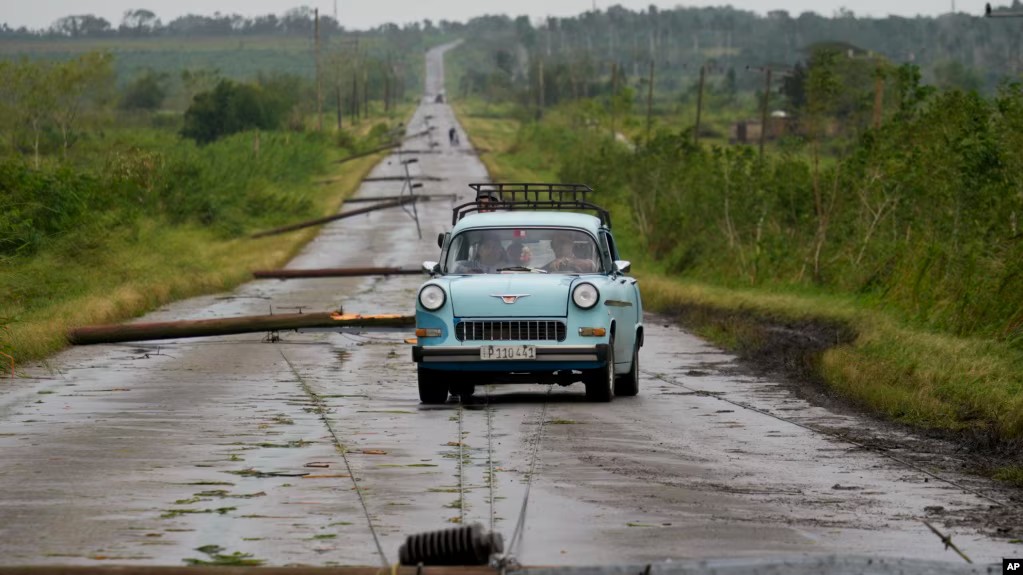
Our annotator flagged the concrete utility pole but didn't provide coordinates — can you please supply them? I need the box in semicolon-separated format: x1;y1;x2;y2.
336;85;343;130
610;62;618;139
351;70;358;124
872;70;885;129
694;64;706;145
759;67;772;158
315;8;322;131
645;59;655;142
538;58;545;118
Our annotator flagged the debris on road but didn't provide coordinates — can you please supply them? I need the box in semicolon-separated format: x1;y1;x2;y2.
68;312;414;345
250;197;418;238
253;267;422;279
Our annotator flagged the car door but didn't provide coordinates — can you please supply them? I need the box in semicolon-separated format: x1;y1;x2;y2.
599;230;637;368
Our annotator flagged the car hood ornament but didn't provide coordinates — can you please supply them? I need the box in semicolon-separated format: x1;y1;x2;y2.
491;294;532;304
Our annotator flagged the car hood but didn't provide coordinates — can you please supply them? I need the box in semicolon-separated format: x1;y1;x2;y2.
447;274;580;317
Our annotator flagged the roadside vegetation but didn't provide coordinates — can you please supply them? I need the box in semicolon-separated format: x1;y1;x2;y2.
446;20;1023;479
0;44;415;365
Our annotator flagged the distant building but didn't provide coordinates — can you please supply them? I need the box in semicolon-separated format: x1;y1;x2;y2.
730;112;789;144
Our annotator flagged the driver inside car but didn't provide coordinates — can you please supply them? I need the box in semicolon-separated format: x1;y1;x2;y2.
543;234;597;273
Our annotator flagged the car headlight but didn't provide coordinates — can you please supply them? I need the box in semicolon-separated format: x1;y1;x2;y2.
418;285;446;311
572;282;599;309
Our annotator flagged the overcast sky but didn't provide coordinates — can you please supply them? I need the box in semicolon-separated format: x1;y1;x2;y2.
2;0;974;32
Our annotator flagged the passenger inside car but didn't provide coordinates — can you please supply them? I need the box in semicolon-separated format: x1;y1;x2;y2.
452;235;509;273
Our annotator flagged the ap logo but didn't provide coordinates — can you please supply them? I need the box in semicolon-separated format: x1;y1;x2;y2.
1006;559;1023;573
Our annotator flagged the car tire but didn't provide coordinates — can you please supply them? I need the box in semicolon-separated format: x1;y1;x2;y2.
584;337;615;402
417;367;450;404
614;345;640;397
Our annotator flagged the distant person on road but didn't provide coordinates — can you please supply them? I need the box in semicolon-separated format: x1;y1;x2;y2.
448;126;460;146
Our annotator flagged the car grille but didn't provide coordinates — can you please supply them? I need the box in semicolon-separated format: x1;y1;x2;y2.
456;320;567;342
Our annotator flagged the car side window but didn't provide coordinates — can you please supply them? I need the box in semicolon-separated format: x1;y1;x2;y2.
601;231;619;269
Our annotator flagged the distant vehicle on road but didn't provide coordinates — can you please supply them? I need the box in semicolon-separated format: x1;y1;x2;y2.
412;183;643;404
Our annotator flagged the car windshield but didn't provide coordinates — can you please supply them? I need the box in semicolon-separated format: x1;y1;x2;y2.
444;228;602;274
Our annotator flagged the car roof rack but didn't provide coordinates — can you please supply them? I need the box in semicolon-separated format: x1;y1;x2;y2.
453;183;612;228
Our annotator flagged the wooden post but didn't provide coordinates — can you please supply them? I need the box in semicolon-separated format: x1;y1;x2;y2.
759;67;772;159
315;8;322;132
872;68;885;129
645;59;655;143
253;267;423;279
610;62;618;139
336;85;343;130
69;312;415;346
694;64;706;145
250;196;414;238
351;70;359;124
538;58;545;119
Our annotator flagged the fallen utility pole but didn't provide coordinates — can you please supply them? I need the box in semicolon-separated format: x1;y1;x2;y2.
344;194;456;203
68;312;414;346
362;175;445;182
253;267;422;279
336;143;402;165
250;197;415;239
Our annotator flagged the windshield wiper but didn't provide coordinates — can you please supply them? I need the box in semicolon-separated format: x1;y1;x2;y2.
497;266;548;274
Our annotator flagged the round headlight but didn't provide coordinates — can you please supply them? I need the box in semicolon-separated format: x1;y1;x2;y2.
572;282;599;309
419;285;446;311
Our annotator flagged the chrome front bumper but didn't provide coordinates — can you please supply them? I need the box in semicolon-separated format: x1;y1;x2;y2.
412;344;608;363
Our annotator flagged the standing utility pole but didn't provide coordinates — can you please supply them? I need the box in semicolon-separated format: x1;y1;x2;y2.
872;67;885;129
609;62;618;140
645;59;655;143
336;85;343;130
314;8;322;131
538;58;545;118
351;70;359;124
759;67;772;158
694;64;706;145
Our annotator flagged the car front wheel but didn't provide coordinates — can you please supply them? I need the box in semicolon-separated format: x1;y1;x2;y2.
584;338;615;402
614;345;640;397
417;367;450;404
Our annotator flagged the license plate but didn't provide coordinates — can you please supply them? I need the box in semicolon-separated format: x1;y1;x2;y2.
479;345;536;360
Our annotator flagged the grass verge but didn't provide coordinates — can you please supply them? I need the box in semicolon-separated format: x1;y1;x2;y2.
1;106;414;367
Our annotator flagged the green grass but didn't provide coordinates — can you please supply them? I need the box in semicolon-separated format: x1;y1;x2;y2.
639;275;1023;443
453;101;555;182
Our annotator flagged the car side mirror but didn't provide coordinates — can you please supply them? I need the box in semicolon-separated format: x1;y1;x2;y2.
422;261;440;274
436;232;446;248
613;260;631;274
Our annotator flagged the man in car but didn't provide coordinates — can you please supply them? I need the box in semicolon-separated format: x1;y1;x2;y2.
544;234;597;273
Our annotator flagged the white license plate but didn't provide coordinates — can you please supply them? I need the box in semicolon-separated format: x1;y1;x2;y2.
479;345;536;360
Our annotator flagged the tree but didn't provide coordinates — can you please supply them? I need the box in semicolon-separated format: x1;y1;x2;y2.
181;80;291;144
51;52;114;154
120;69;168;111
52;14;111;37
120;9;159;36
0;59;54;166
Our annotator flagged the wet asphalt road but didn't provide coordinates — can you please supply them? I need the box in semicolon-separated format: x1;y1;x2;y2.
0;43;1019;568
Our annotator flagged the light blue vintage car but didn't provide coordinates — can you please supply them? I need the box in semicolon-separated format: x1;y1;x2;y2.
412;183;643;404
